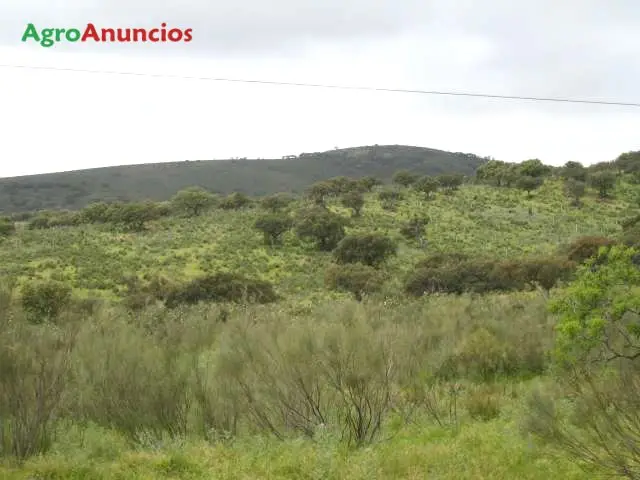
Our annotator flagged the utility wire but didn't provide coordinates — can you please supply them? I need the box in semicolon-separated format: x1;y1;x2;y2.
1;63;640;108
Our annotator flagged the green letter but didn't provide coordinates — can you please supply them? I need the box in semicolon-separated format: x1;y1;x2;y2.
66;29;81;42
41;28;55;47
21;23;40;43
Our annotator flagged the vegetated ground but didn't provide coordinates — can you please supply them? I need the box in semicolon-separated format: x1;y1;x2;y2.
0;172;637;479
0;144;486;213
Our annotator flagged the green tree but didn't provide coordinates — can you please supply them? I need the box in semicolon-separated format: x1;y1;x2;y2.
260;193;295;212
324;263;384;301
341;191;365;217
254;214;293;246
358;176;382;192
520;159;552;178
306;181;333;206
561;161;588;182
413;176;439;198
436;173;465;192
516;175;544;197
219;192;251;210
294;208;346;251
589;171;617;199
392;170;418;188
564;178;586;206
171;186;214;217
333;233;397;267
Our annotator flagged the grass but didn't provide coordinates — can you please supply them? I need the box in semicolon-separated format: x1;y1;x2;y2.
0;176;636;479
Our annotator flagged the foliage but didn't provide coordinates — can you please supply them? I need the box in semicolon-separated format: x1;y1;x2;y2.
219;192;252;210
399;215;429;245
392;170;418;187
565;236;618;264
165;272;278;307
341;191;365;217
260;192;295;212
254;214;293;245
437;173;465;192
549;245;640;366
589;171;617;199
20;280;72;323
0;218;15;237
564;178;586;206
171;186;215;217
295;208;347;251
333;233;397;267
516;176;544;197
413;175;439;198
324;263;385;301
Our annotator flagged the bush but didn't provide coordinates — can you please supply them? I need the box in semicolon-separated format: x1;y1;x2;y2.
324;263;385;301
165;273;277;308
219;192;251;210
254;214;293;246
294;208;347;251
565;236;617;263
171;186;215;217
333;233;397;267
20;280;72;323
406;255;575;296
259;193;295;212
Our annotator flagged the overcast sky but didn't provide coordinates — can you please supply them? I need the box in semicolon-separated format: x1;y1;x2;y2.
0;0;639;178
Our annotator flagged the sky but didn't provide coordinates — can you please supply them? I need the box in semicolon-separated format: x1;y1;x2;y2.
0;0;639;178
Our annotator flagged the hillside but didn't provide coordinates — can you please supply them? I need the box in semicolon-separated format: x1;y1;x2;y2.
1;159;640;479
0;145;487;213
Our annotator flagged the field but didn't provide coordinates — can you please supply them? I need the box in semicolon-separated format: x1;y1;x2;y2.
0;165;638;479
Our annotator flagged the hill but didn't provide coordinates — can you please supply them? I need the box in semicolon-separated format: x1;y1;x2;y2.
0;145;487;213
1;160;639;479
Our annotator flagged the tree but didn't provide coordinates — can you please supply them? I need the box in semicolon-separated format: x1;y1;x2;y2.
436;173;465;192
111;201;163;231
614;150;640;174
392;170;418;188
564;178;586;206
171;187;214;217
294;208;346;251
523;246;640;478
306;181;333;206
219;192;251;210
324;263;384;301
519;159;552;178
516;175;544;197
589;171;617;199
561;161;588;182
260;193;295;212
341;191;365;217
475;160;519;187
254;214;292;246
413;176;438;198
358;176;382;192
333;233;397;267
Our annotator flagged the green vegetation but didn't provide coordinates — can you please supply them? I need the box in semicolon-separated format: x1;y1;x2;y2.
1;148;640;478
0;145;487;213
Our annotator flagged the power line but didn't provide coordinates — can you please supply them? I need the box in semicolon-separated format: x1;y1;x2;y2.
2;62;640;108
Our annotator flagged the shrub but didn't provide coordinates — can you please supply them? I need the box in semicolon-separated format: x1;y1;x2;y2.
392;170;418;187
171;186;215;217
294;208;347;251
254;214;293;246
165;273;277;308
341;191;365;217
333;234;397;267
324;263;385;301
565;236;617;263
20;280;72;323
259;193;295;212
219;192;252;210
